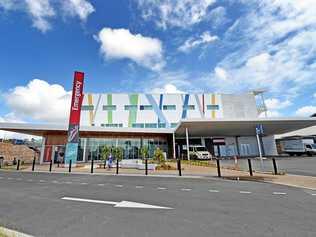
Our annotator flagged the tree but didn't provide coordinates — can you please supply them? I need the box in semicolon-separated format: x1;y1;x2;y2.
154;147;165;164
113;147;124;161
101;145;111;161
140;146;149;160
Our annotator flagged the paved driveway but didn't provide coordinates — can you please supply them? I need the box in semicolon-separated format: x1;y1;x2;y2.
0;171;316;237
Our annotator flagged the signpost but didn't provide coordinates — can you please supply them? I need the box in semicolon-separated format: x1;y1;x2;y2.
64;71;84;167
256;124;264;169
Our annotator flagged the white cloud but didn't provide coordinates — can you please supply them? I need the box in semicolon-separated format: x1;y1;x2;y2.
214;67;228;81
62;0;94;22
265;98;291;111
295;106;316;117
151;83;185;94
136;0;216;29
0;0;94;32
95;28;164;71
208;1;316;96
178;31;218;52
313;93;316;98
25;0;55;32
4;79;71;123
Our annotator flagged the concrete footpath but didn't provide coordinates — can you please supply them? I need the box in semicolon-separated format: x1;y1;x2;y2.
7;161;316;190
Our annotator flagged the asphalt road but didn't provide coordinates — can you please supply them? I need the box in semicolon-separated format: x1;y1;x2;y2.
221;156;316;176
0;171;315;237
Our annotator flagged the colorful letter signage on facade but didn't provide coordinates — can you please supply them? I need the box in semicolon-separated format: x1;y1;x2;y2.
65;71;84;166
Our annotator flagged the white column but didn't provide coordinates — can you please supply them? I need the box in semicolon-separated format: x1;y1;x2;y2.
39;137;46;164
186;127;190;160
172;132;176;159
82;138;87;162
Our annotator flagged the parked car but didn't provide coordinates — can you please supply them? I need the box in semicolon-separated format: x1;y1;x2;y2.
189;145;213;160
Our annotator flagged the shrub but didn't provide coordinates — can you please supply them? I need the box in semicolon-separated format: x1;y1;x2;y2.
154;147;165;164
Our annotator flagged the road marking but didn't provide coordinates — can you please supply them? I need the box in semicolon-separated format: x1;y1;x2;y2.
61;197;173;209
115;184;123;188
27;179;33;182
97;184;105;186
208;189;219;193
65;181;72;184
239;191;252;194
181;188;192;191
8;177;13;180
311;193;316;196
0;177;3;179
157;187;167;190
273;192;287;195
135;186;144;189
16;178;22;181
80;182;88;185
52;180;59;184
39;180;46;183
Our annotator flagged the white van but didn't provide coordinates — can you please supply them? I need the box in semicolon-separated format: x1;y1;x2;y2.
189;146;212;160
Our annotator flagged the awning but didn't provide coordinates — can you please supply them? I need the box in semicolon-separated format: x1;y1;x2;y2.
174;118;316;137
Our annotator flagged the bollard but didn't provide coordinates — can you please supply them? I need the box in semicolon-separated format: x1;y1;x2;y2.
247;158;253;176
272;158;278;175
103;160;106;169
91;158;94;174
57;161;60;168
216;158;221;177
145;158;148;175
32;157;36;171
69;160;72;173
177;159;182;176
116;159;119;175
17;159;20;171
49;160;52;172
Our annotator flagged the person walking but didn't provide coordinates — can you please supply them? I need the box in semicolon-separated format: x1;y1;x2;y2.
108;153;113;169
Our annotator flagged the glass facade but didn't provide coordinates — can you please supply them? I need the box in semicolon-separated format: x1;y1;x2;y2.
78;137;168;161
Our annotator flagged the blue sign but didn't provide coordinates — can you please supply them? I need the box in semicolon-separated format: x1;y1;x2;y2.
64;143;78;166
256;124;264;135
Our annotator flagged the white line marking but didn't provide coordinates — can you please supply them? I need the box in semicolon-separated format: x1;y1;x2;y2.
208;189;219;193
97;184;105;186
311;193;316;196
80;182;88;185
16;178;22;181
0;177;3;179
39;180;46;183
52;180;59;184
27;179;33;182
135;186;144;189
115;184;123;188
239;191;252;194
273;192;287;195
8;177;13;180
181;188;192;191
61;197;173;209
157;187;167;190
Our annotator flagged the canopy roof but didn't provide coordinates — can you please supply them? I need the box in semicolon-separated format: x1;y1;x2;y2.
1;117;316;137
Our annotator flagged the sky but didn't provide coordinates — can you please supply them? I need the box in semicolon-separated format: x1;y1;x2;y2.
0;0;316;131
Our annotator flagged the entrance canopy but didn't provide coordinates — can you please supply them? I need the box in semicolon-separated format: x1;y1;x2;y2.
174;118;316;137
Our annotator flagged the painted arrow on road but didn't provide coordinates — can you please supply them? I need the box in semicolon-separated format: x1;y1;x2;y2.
61;197;173;210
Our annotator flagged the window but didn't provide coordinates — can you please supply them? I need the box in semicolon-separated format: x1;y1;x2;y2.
103;105;116;111
124;105;138;111
171;123;178;128
82;105;94;111
163;105;176;110
207;105;220;110
132;123;144;128
140;105;153;110
101;123;123;128
145;123;157;128
183;105;195;110
158;123;166;128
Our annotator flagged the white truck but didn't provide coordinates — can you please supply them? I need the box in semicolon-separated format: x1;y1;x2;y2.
188;145;213;160
280;139;316;156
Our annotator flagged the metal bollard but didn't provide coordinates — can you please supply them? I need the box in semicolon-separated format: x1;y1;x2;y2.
216;158;221;177
103;160;106;169
57;161;60;168
145;159;148;175
248;158;253;176
91;158;94;174
177;159;182;176
272;158;278;175
17;159;20;171
116;159;119;175
69;160;72;173
49;160;52;172
32;157;36;171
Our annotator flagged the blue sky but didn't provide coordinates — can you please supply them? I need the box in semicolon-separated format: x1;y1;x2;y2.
0;0;316;125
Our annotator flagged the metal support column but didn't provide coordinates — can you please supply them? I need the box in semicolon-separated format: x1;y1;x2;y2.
186;127;190;160
172;133;176;159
